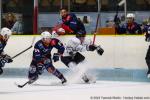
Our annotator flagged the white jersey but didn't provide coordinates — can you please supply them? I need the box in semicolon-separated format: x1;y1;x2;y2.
64;37;92;56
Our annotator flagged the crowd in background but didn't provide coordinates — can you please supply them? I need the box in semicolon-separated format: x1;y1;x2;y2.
1;0;150;35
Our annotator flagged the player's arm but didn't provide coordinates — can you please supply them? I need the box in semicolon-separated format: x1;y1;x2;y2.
0;41;13;65
52;39;65;62
63;15;72;25
0;41;4;54
33;44;43;63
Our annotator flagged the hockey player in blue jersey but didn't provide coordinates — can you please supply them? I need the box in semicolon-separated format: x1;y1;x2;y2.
117;13;142;34
28;31;67;84
0;27;13;75
59;8;86;42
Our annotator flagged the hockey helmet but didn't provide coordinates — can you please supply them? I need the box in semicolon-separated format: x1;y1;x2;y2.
127;13;135;18
41;31;52;39
0;27;12;40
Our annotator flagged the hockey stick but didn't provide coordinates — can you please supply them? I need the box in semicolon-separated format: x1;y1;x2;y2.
92;0;101;45
114;0;125;34
12;37;36;59
92;13;100;45
15;81;29;88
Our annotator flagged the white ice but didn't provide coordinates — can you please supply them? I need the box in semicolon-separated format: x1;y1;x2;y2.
0;78;150;100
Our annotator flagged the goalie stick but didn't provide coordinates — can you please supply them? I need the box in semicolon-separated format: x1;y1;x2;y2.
12;37;36;59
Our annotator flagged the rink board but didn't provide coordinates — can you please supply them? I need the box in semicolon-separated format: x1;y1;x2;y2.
1;68;150;82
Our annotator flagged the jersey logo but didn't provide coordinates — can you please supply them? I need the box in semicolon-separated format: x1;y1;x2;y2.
34;48;40;53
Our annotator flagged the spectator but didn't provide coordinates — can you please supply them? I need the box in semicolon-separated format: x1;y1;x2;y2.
117;13;142;34
83;16;89;24
11;15;23;34
2;12;16;29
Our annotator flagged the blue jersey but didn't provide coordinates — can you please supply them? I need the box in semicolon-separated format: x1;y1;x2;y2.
0;38;6;54
119;22;142;34
62;13;86;36
143;24;150;33
33;38;65;63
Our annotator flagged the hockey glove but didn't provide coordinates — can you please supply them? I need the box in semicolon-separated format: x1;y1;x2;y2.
5;55;13;63
97;46;104;55
53;53;60;62
88;45;97;51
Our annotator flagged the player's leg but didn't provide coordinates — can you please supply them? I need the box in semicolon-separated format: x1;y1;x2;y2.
46;65;67;84
145;46;150;78
74;52;96;83
63;52;90;83
0;67;3;75
28;63;39;84
0;56;6;75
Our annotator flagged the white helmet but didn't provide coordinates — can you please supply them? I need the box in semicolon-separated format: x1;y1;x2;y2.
67;37;81;48
41;31;52;39
0;27;12;38
127;13;135;18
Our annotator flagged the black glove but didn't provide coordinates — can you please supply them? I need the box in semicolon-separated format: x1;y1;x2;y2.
88;45;97;51
97;46;104;55
4;55;13;63
53;53;60;62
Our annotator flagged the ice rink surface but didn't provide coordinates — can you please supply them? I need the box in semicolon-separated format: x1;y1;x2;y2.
0;78;150;100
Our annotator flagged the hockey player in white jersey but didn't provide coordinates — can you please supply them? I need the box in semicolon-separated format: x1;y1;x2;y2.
61;37;104;83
